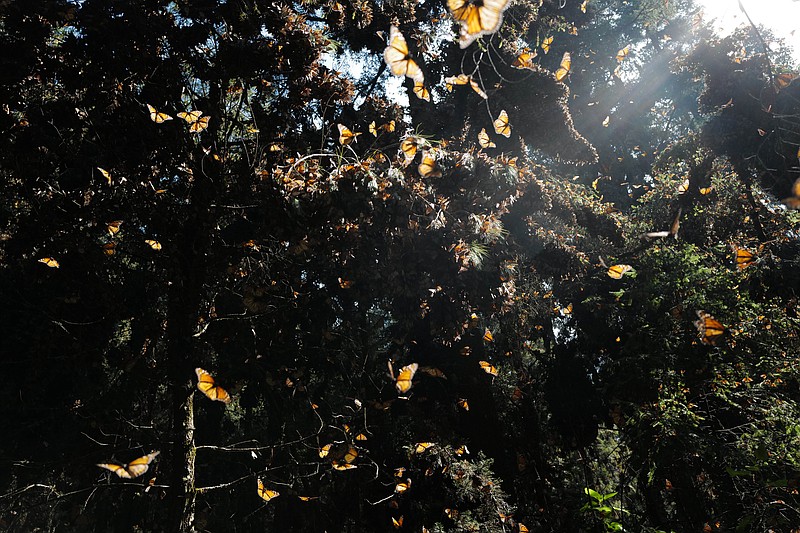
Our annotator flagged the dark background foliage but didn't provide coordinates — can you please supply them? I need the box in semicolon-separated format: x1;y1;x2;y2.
2;0;800;532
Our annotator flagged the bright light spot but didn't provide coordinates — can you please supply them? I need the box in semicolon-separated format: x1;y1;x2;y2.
697;0;800;63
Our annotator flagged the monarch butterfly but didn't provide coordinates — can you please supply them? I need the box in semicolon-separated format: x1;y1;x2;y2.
478;128;496;148
677;179;690;193
734;247;756;270
444;74;488;99
448;0;510;48
298;495;318;501
413;81;430;101
146;104;172;123
483;328;494;342
699;186;713;195
337;124;362;145
332;461;357;470
145;239;162;251
541;36;553;54
102;242;116;256
400;136;420;166
694;310;725;345
518;524;530;533
455;444;469;455
580;0;588;12
602;115;610;127
383;26;424;83
616;45;630;63
774;72;798;91
195;367;232;403
38;257;60;268
444;508;459;519
783;177;800;208
343;446;358;463
395;362;419;394
189;115;210;133
319;443;332;458
97;167;112;186
418;152;442;178
512;48;537;69
392;516;404;528
555;52;571;82
607;264;633;279
97;451;160;479
414;442;434;454
457;398;469;411
177;110;203;123
493;110;511;138
479;360;498;376
395;479;411;492
107;220;123;235
257;478;280;502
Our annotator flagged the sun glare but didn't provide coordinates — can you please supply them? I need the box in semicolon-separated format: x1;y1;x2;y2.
697;0;800;61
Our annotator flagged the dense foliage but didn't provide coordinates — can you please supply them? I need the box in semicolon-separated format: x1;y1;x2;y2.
2;0;799;532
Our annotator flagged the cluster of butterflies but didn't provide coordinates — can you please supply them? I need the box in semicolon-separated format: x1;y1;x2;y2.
146;104;210;133
511;35;571;82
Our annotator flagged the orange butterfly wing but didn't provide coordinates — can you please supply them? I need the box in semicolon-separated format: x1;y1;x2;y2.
257;478;280;501
694;310;725;345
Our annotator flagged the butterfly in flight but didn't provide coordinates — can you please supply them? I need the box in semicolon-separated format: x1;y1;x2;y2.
413;81;430;101
38;257;60;268
395;362;419;394
418;152;442;178
400;136;421;166
493;110;511;138
337;124;362;146
257;478;280;502
447;0;511;49
195;367;232;403
541;36;553;54
478;128;496;148
555;52;571;82
97;451;160;479
606;264;633;279
146;104;172;123
512;48;537;70
383;26;424;83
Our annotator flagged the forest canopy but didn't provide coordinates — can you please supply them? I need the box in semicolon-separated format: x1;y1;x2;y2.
2;0;800;532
